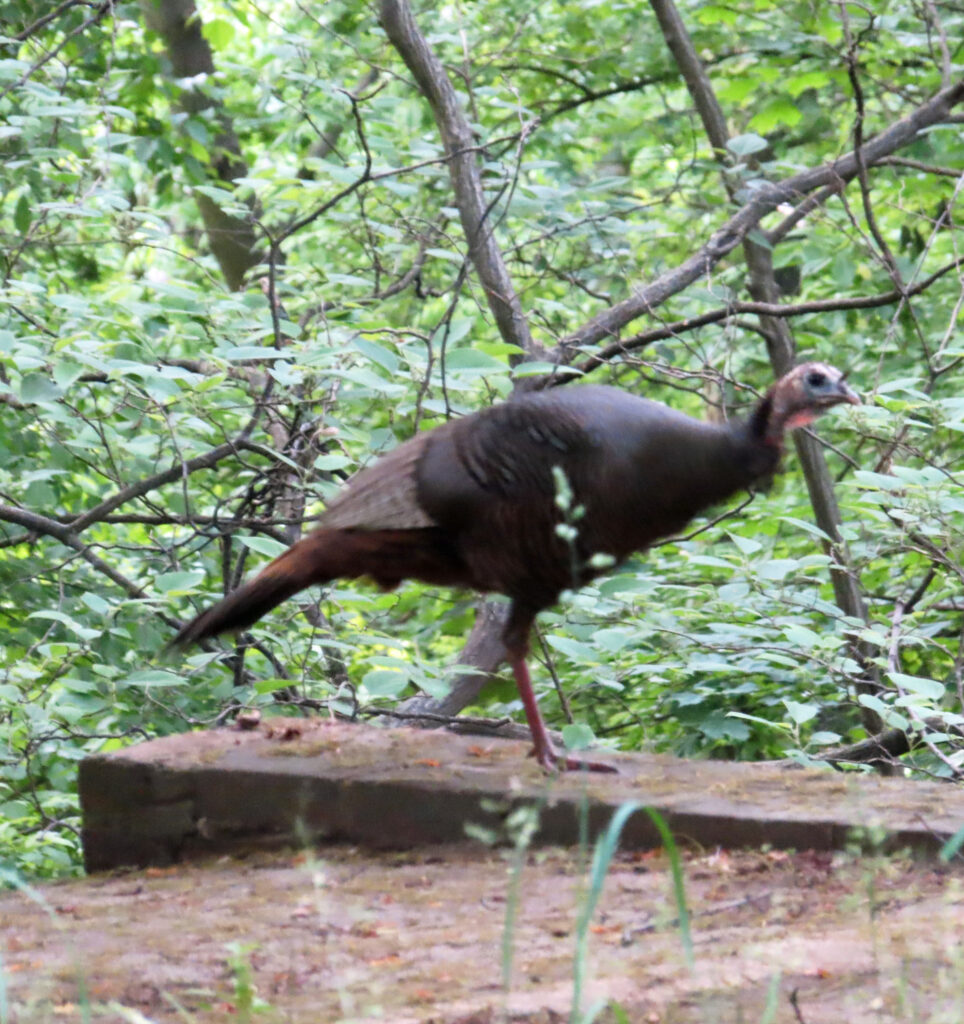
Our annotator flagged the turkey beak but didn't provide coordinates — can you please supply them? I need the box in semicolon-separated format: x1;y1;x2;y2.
835;378;861;406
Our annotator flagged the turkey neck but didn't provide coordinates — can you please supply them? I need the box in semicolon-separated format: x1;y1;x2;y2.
580;404;782;564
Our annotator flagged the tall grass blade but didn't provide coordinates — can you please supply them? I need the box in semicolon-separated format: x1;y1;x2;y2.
501;804;540;996
643;807;693;970
570;803;695;1023
571;801;641;1024
759;971;782;1024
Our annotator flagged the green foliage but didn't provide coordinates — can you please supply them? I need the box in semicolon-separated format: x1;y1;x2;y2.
225;942;269;1021
1;0;963;876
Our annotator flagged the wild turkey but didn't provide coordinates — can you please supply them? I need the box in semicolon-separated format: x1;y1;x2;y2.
174;362;859;771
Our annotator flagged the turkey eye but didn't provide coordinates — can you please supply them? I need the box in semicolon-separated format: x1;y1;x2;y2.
806;371;827;388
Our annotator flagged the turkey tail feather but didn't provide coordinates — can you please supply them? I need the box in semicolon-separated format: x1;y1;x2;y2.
172;527;468;648
171;532;339;647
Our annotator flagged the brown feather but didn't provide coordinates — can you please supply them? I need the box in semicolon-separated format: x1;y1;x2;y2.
321;434;436;531
171;527;466;646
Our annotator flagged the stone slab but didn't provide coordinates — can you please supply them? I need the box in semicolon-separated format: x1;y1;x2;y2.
79;717;964;871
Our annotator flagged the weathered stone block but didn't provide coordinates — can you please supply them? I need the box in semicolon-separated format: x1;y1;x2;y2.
78;718;964;871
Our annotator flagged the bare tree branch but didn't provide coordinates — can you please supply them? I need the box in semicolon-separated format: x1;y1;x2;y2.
877;154;964;178
0;2;111;103
648;0;886;737
376;0;551;723
562;258;964;381
68;436;256;535
383;600;513;726
0;504;151;602
138;0;260;289
379;0;543;362
549;77;964;357
13;0;89;42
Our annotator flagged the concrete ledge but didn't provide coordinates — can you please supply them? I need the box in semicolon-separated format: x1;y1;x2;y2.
79;718;963;871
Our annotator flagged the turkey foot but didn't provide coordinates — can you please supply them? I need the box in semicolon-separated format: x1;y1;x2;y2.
560;753;619;773
534;745;619;774
513;656;618;773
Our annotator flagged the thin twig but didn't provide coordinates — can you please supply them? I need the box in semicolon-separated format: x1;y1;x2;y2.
0;2;112;104
550;77;964;356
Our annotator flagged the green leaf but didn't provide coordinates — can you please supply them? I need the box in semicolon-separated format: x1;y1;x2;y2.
858;694;888;714
253;677;294;695
27;611;99;641
444;349;506;371
940;823;964;863
184;118;210;146
221;346;286;361
728;532;762;555
425;247;464;263
326;273;371;287
592;628;630;653
512;361;581;378
14;193;31;233
314;453;353;471
782;624;821;647
562;723;596;751
362;669;409;698
544;634;597;663
20;373;62;404
809;731;841;746
81;593;111;615
154;571;206;594
728;711;791;733
831;252;855;288
432;318;474;346
237;536;289;558
859;694;909;731
695;4;737;25
119;670;184;688
52;359;84;389
203;17;236;50
779;517;833;542
785;70;831;98
784;700;818;725
698;712;751;741
755;559;799;581
727;133;769;157
354;338;399;374
888;673;945;701
748;98;802;133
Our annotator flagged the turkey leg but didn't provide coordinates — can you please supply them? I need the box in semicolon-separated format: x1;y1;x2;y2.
509;655;617;773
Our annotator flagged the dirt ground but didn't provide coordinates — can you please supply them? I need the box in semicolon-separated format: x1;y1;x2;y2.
4;842;964;1024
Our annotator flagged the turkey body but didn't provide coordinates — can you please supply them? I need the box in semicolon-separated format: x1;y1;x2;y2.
174;363;859;771
330;386;778;610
